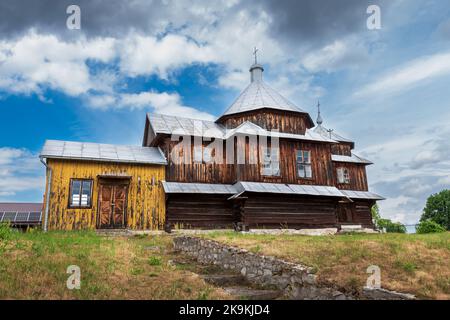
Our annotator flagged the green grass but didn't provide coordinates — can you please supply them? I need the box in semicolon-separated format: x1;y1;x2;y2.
0;230;230;300
202;231;450;299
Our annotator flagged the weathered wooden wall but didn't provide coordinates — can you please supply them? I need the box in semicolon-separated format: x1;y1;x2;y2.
331;142;353;156
333;162;369;191
218;109;312;134
240;194;339;229
337;200;374;228
166;194;236;229
158;136;336;186
43;159;165;230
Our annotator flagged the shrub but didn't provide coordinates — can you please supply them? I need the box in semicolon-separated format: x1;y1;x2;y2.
148;256;162;266
377;218;406;233
0;222;13;240
416;219;446;234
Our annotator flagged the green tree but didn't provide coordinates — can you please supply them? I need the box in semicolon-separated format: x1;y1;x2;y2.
421;189;450;230
416;220;446;234
371;204;406;233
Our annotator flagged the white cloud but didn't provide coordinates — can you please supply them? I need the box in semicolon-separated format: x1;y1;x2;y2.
0;31;116;97
354;51;450;98
86;91;215;120
302;39;368;73
0;147;44;200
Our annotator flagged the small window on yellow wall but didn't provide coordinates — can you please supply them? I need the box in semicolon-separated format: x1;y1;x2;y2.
69;179;93;208
337;168;350;184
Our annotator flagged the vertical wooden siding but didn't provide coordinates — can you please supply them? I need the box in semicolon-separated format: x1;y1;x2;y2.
160;136;336;186
333;162;369;191
43;159;165;230
218;109;312;134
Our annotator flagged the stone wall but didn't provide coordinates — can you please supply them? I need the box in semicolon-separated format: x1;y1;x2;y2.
173;236;415;300
173;236;349;300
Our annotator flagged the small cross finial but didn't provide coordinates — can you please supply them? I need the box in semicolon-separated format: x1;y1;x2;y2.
253;47;259;64
327;128;334;139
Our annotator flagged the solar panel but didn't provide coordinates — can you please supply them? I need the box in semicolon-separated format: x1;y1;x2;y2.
15;212;29;222
0;212;4;221
3;212;16;221
28;212;42;222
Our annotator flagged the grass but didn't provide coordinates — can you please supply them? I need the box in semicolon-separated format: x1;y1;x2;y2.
0;229;230;300
202;231;450;300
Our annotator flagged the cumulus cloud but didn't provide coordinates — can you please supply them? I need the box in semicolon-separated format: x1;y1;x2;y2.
0;147;44;200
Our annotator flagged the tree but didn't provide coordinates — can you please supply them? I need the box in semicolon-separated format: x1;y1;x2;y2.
416;220;446;234
421;189;450;230
371;204;406;233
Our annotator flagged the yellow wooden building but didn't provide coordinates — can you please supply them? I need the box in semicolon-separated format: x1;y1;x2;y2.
40;140;167;231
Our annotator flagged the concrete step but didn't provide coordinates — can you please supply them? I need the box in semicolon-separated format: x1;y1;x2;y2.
96;229;132;237
201;274;247;286
223;287;282;300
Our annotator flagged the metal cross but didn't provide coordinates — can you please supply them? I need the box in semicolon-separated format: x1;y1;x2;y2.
253;47;259;64
327;128;334;139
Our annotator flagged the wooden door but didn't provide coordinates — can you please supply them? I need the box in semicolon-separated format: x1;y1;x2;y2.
98;184;128;229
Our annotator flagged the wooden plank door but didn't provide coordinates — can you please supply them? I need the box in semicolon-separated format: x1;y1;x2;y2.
337;203;354;223
98;184;127;229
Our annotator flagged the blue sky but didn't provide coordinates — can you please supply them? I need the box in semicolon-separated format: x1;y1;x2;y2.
1;0;450;224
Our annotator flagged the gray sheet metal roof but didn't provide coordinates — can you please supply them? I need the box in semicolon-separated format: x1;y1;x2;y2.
148;114;336;143
162;181;237;194
340;190;385;200
235;181;344;197
40;140;167;165
148;113;225;139
162;181;384;200
331;153;373;164
313;124;354;144
220;79;306;117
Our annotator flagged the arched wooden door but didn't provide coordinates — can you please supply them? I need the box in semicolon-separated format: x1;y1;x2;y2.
98;182;128;229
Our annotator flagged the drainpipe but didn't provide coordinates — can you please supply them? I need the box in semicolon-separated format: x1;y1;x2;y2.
40;157;52;232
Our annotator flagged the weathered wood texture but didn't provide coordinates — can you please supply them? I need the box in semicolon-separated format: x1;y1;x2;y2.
240;194;339;229
338;200;374;228
333;163;369;191
43;159;165;230
166;194;236;229
331;142;353;156
218;109;313;134
159;136;336;186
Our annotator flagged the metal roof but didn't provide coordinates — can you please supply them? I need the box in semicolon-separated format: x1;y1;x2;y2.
148;114;336;143
161;181;384;200
331;153;373;165
220;79;307;117
340;190;385;200
0;203;42;212
40;140;167;165
313;124;354;144
162;181;237;194
235;181;344;197
147;113;225;139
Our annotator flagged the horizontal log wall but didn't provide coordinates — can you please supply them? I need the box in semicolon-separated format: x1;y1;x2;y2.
241;194;339;229
166;194;236;229
352;200;375;228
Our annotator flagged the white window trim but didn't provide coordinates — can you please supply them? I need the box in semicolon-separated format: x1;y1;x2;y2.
297;150;312;179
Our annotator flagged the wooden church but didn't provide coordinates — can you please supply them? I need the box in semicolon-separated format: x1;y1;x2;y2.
40;59;383;231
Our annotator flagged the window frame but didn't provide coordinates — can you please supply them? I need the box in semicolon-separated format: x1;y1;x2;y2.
337;167;351;184
68;178;94;209
296;150;313;179
261;147;280;177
